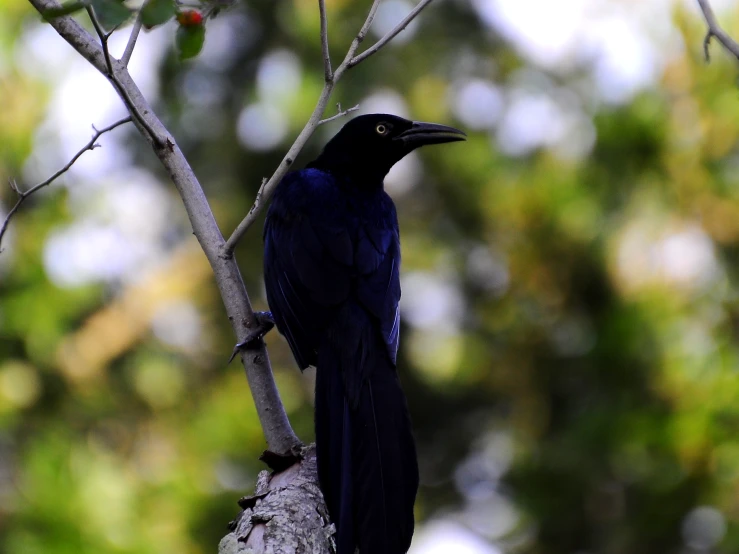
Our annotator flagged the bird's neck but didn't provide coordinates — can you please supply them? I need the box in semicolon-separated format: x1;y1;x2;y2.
308;152;392;191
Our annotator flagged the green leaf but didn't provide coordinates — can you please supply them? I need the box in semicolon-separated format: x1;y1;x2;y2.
91;0;132;30
175;24;205;60
40;1;86;20
140;0;176;29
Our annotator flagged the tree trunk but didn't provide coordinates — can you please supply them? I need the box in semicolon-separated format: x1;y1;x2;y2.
219;445;334;554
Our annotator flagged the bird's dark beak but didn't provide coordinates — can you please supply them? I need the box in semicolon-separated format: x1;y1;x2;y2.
394;121;467;148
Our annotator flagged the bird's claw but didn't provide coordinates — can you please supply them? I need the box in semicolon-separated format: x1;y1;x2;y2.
228;311;275;364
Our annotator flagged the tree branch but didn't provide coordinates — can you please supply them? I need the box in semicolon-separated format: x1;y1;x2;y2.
222;82;336;256
349;0;434;67
352;0;381;47
329;0;381;81
318;103;360;125
121;12;143;66
697;0;739;62
0;117;132;251
28;0;301;456
319;0;332;82
85;5;165;146
85;5;113;70
223;0;435;254
219;446;330;553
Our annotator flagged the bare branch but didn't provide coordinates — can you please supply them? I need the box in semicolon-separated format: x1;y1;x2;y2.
223;84;336;254
696;0;739;62
334;0;381;75
0;117;132;251
28;0;301;456
319;0;332;81
318;103;360;125
224;0;443;254
354;0;381;45
121;12;143;66
86;5;165;146
350;0;435;67
85;6;114;71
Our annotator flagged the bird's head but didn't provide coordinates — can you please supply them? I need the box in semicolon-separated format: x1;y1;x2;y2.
309;113;466;186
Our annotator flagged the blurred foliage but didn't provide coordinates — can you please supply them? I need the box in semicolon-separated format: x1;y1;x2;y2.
5;0;739;553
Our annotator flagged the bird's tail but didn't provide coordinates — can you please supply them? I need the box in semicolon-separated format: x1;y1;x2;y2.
315;302;418;554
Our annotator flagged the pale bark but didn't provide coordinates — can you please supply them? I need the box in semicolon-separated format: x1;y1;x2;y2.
219;446;333;554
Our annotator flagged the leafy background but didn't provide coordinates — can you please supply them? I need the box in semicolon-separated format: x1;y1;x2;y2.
2;0;739;552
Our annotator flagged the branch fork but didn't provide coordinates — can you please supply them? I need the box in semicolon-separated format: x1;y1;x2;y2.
697;0;739;62
86;5;165;146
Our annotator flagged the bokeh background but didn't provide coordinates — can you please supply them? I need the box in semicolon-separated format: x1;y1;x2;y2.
3;0;739;552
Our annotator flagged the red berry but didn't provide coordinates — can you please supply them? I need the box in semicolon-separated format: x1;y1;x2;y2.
177;10;203;27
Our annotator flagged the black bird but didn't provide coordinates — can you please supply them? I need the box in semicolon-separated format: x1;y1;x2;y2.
263;114;465;553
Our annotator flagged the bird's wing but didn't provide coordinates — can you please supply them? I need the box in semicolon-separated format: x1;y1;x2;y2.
265;172;401;369
263;173;354;369
355;212;401;365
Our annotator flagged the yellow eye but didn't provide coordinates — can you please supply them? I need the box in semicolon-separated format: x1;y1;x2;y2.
376;124;387;135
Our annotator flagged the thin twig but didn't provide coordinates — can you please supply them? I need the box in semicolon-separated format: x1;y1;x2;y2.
319;0;332;81
354;0;381;44
350;0;435;67
223;0;437;254
335;0;381;74
121;12;143;66
105;22;124;39
318;103;360;125
85;5;114;72
0;117;132;251
86;5;165;146
696;0;739;62
222;85;334;255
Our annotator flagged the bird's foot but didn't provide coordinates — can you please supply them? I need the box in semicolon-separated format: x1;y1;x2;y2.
227;311;275;364
259;443;304;472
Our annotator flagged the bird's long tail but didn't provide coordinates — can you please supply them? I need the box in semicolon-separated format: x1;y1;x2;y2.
315;302;418;554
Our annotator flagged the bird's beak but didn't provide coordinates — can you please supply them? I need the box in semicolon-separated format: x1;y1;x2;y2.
394;121;467;148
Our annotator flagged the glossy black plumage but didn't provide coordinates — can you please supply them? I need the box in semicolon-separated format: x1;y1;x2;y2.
263;114;465;553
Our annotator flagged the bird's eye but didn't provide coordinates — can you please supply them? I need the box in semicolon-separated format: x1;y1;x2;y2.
376;124;387;135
